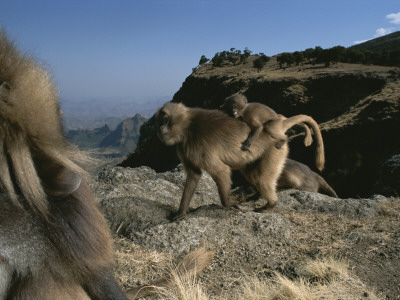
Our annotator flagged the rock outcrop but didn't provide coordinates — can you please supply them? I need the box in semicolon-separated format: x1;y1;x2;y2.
91;166;400;298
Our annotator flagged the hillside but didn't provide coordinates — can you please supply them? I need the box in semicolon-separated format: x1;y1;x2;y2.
121;54;400;199
351;30;400;52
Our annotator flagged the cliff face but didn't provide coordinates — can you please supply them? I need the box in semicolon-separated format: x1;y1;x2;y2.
121;57;400;198
99;114;146;152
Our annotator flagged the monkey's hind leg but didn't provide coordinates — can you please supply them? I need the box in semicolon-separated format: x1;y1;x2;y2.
242;147;287;212
264;119;288;149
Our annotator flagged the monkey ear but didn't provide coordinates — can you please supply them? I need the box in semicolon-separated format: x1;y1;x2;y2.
36;160;82;198
0;81;11;89
45;167;82;198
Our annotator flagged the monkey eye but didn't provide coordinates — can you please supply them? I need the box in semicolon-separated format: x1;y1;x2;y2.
161;114;170;126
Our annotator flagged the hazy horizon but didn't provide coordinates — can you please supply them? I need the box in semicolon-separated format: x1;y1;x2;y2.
1;1;400;104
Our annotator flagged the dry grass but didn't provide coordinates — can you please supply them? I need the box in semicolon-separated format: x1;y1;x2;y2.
225;258;381;300
114;237;215;299
113;236;173;290
114;239;382;300
155;268;209;300
160;257;382;300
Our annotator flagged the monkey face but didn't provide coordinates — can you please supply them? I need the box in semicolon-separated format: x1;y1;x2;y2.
232;104;240;118
220;100;235;118
220;101;240;119
221;94;247;118
156;102;188;146
157;111;172;144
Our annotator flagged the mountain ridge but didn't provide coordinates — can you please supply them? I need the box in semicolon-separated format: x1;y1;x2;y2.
61;98;166;130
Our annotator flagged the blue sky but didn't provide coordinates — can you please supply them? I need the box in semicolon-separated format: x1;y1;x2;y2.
1;0;399;104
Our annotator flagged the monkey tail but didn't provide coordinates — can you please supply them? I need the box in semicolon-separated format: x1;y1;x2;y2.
282;115;325;171
126;246;215;299
299;123;313;146
316;174;338;198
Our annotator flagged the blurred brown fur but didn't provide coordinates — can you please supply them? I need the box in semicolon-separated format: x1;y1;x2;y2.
0;30;213;300
0;29;129;300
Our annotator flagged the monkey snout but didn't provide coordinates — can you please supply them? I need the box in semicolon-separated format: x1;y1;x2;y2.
158;126;171;142
159;126;168;136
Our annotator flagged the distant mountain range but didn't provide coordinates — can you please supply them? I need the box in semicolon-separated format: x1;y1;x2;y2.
61;97;167;130
66;114;147;156
66;124;112;149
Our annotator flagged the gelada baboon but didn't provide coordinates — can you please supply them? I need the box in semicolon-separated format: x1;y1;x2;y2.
278;159;338;197
0;31;213;300
156;101;325;218
244;158;338;199
221;94;313;150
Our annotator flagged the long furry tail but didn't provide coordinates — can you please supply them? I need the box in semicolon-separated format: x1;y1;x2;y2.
299;122;313;146
317;174;338;197
282;115;325;171
126;246;215;299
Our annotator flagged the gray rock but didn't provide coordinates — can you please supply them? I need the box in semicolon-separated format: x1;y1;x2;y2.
93;166;387;258
129;206;292;255
373;154;400;197
277;189;384;217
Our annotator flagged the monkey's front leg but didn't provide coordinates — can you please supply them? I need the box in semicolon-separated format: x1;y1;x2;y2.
242;127;260;151
173;165;202;220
